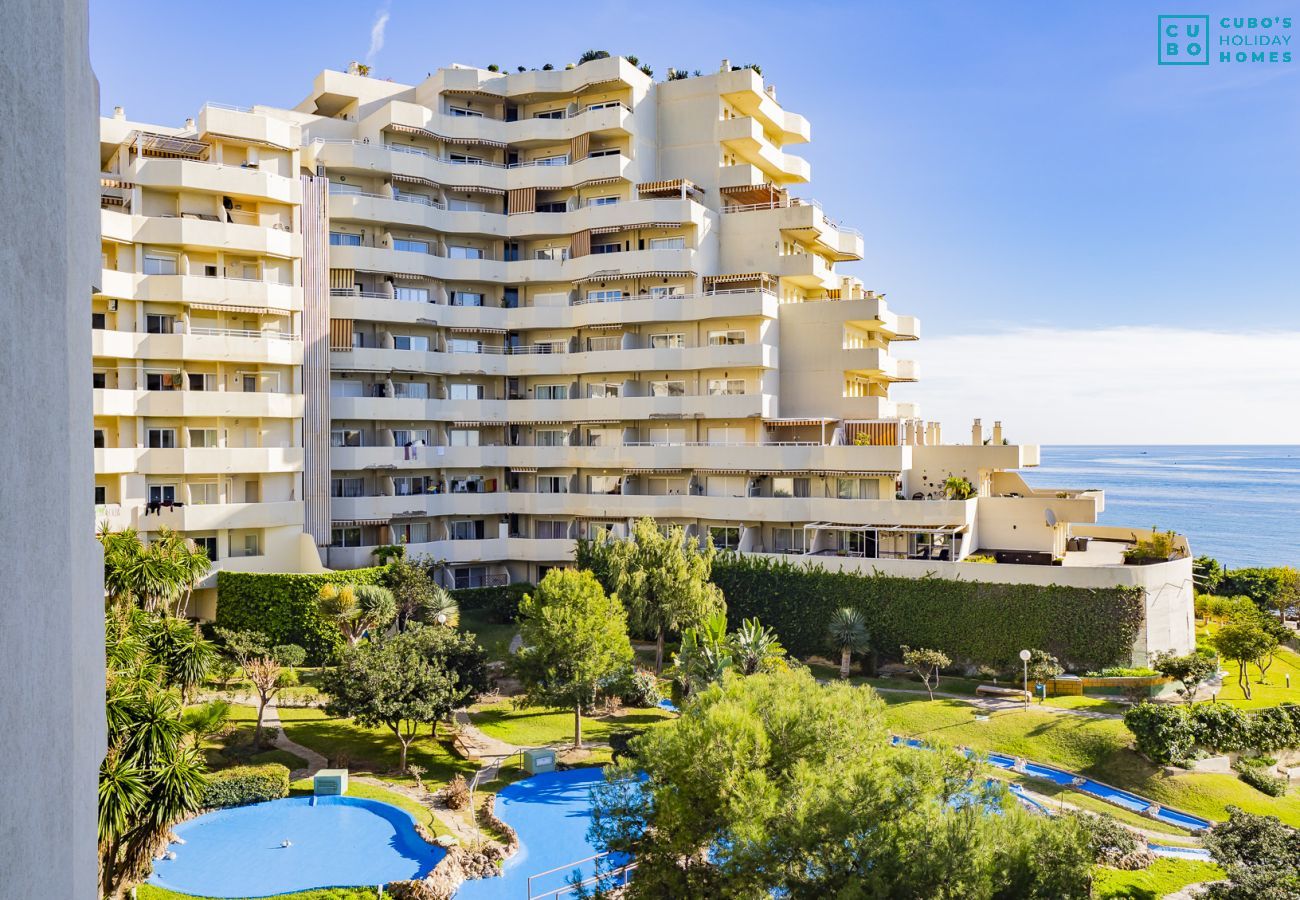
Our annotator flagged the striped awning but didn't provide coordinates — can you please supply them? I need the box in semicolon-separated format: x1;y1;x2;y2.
575;269;695;284
128;130;209;159
444;184;506;196
577;176;626;189
510;419;567;425
578;419;621;425
188;301;290;316
387;122;506;150
509;467;538;474
589;222;684;235
625;468;681;474
765;417;838;427
206;132;292;151
719;182;781;205
584;323;625;330
332;518;390;527
451;421;495;427
447;325;508;335
813;470;900;478
637;178;701;196
391;173;442;189
696;468;754;475
380;271;428;281
705;272;770;285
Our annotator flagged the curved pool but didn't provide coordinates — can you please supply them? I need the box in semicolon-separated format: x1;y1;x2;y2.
150;795;445;898
455;768;614;900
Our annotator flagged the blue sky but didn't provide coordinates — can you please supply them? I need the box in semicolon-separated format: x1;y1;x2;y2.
91;1;1300;441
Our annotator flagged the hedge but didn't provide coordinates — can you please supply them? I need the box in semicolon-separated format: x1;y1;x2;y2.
710;554;1145;671
451;582;534;624
1126;701;1300;764
202;763;290;809
216;568;389;664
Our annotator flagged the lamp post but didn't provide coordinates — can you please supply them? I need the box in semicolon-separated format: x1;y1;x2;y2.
1019;649;1031;704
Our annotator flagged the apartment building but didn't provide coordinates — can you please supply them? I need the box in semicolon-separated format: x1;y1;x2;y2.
95;105;328;618
95;56;1195;659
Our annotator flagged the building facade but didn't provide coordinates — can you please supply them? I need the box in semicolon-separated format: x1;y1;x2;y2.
94;56;1196;659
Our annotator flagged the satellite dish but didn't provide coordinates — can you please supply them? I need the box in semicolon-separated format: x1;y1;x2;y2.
1045;509;1057;527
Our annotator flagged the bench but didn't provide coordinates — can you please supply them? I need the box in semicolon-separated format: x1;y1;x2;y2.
976;684;1031;701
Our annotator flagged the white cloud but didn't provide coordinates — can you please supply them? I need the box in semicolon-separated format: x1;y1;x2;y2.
365;3;390;67
895;327;1300;444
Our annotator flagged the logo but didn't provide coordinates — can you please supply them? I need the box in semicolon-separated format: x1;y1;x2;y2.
1158;15;1294;65
1159;15;1210;64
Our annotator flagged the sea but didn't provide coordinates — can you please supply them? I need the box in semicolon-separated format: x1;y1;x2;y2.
1023;446;1300;569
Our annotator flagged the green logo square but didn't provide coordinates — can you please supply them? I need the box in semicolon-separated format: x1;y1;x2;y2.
1159;15;1211;65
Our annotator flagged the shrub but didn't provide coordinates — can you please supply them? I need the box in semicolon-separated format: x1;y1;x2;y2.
1247;703;1300;752
1124;704;1194;765
577;50;610;64
202;763;290;809
1235;755;1277;769
1189;703;1252;753
216;568;389;664
1094;666;1159;678
1072;812;1153;869
1238;766;1287;797
444;774;470;810
1123;530;1181;564
609;668;662;707
964;554;996;564
451;582;533;624
710;554;1145;670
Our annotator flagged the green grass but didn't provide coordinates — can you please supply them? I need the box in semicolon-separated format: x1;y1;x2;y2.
468;701;674;747
139;887;377;900
1091;858;1224;899
1041;695;1127;715
1000;775;1194;838
459;609;518;663
1208;643;1300;709
883;696;1300;827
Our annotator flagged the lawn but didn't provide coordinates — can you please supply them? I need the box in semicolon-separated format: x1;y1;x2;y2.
883;696;1300;827
1209;643;1300;709
286;775;454;838
1041;695;1128;715
1092;858;1224;900
459;608;518;663
469;701;674;747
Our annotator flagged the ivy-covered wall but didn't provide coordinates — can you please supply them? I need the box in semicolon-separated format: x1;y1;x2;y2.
712;555;1146;670
215;568;389;664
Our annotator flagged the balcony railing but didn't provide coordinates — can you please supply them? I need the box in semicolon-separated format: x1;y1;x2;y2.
330;186;446;209
189;326;299;341
721;196;863;237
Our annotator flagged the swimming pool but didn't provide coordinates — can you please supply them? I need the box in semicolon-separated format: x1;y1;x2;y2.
455;768;615;900
149;795;445;897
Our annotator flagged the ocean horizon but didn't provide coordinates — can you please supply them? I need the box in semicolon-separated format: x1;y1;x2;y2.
1025;445;1300;569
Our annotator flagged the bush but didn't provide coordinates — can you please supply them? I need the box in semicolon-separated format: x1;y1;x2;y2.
1123;531;1180;564
1238;766;1287;797
216;568;389;664
1125;704;1194;765
1247;703;1300;752
451;582;533;624
1093;666;1159;678
609;668;662;707
1073;812;1153;869
444;774;470;810
1189;703;1252;753
202;763;290;809
711;554;1145;670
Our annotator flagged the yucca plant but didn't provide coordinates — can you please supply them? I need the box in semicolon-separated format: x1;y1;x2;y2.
827;607;871;679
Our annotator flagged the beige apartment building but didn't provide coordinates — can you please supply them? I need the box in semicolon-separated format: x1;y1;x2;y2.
94;56;1195;659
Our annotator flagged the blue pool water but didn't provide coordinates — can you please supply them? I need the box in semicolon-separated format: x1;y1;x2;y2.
456;768;614;900
149;795;444;897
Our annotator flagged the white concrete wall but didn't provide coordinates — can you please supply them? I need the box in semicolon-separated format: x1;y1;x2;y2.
0;1;104;895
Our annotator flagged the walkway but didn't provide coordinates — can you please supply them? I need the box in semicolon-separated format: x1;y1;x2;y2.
260;699;327;780
867;684;1125;720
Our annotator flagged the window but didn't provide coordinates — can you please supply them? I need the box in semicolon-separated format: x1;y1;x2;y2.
331;527;363;548
535;247;569;261
331;379;363;398
847;530;876;558
145;314;175;334
331;477;365;498
706;476;747;498
650;380;685;397
92;372;106;389
92;312;106;330
447;198;486;212
146;428;176;449
537;476;567;494
395;287;429;302
591;242;621;255
536;429;568;447
143;254;177;275
394;522;431;544
585;101;621;112
448;106;483;118
648;427;685;444
448;152;485;165
707;427;745;445
534;384;568;400
330;429;363;447
534;109;565;119
393;476;429;496
351;331;366;349
449;429;480;447
585;289;623;303
188;373;215;391
148;484;176;504
94;485;106;504
586;521;623;541
188;428;218;448
708;330;746;346
650;333;685;349
772;476;810;498
392;334;430;351
535;154;569;166
650;286;684;299
451;291;484;307
450;520;484;541
707;379;746;395
329;232;362;246
773;527;806;554
588;195;618;207
649;237;686;250
393;429;430;446
535;201;568;213
448;246;484;260
448;383;485;400
535;520;568;539
587;383;620;399
447;338;481;353
193;536;218;560
587;147;621;158
93;429;105;449
190;482;219;505
589;474;621;494
709;526;741;551
836;478;881;500
393;381;429;399
393;238;429;254
453;566;488;589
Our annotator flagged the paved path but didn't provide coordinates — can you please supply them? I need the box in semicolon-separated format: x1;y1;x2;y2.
866;685;1125;719
260;699;327;780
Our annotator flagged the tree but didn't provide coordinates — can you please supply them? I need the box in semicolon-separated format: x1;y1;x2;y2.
1025;649;1064;684
1204;808;1300;900
512;569;633;748
99;607;209;898
98;526;211;616
214;628;285;746
147;614;215;702
903;646;951;700
944;475;976;500
587;669;1093;899
1152;648;1219;704
587;517;726;674
669;613;732;700
1219;567;1300;620
1213;620;1277;699
321;624;488;772
385;556;459;628
1194;556;1225;595
728;617;786;676
318;582;397;646
273;643;306;670
827;607;871;679
1255;615;1290;684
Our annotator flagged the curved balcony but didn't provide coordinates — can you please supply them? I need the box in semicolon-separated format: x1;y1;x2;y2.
331;493;510;521
97;270;302;312
329;392;774;423
330;445;509;471
718;116;811;185
130;157;299;204
111;212;300;258
144;499;305;532
136;447;304;475
93;389;303;419
92;329;302;366
376;98;633;150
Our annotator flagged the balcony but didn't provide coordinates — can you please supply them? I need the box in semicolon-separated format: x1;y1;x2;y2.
97;270;302;312
329;392;774;423
723;198;863;261
92;329;301;366
102;209;299;258
378;97;633;151
715;67;812;145
136;447;304;475
93;388;303;419
144;499;304;532
773;252;835;289
130;156;299;204
718;117;811;185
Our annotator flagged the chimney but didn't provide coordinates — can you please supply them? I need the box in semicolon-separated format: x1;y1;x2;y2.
113;106;125;120
992;421;1003;444
184;117;195;131
765;84;777;101
971;418;983;446
720;58;731;72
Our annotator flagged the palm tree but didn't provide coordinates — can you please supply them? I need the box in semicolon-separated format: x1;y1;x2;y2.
827;608;871;679
147;615;215;702
318;583;397;645
944;476;976;500
729;617;786;675
670;613;732;699
415;582;460;628
97;527;210;615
